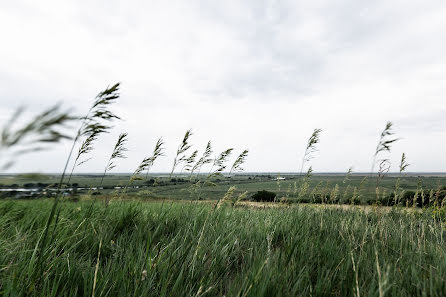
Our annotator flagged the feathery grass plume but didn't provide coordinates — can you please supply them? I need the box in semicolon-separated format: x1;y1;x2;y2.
67;128;106;182
190;141;213;180
298;166;313;201
321;181;330;204
399;152;410;173
120;158;151;197
375;159;391;203
206;148;234;182
369;122;397;204
340;167;353;203
228;149;249;177
234;191;249;206
342;185;351;204
66;83;122;185
411;178;423;208
131;139;165;186
132;157;152;183
191;148;233;200
393;153;410;205
330;184;340;204
169;129;193;179
36;83;121;281
218;187;248;208
188;180;203;200
217;186;237;208
343;167;353;184
180;150;198;174
0;104;75;169
144;137;166;180
300;128;322;175
310;181;323;203
371;121;398;174
100;132;128;188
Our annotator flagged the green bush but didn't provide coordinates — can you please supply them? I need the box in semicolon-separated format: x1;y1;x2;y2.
251;190;276;202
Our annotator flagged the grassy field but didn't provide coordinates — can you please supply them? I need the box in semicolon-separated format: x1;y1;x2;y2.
1;199;446;296
2;173;446;203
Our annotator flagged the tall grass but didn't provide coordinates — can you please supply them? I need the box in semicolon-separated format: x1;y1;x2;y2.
1;200;446;296
36;83;122;285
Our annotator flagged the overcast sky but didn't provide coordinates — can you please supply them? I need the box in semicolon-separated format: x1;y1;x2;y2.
1;0;446;173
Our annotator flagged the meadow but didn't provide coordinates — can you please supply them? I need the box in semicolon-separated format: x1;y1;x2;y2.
1;200;446;296
2;173;446;205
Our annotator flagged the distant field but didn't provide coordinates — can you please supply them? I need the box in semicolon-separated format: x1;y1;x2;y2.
1;200;446;296
1;173;446;204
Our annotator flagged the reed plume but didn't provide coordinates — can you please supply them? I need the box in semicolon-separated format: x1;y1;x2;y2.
369;121;398;203
66;83;121;184
371;121;398;174
298;166;313;201
207;148;233;182
330;184;340;204
0;104;75;169
100;132;128;187
341;167;353;203
217;186;237;208
375;159;391;202
190;148;233;200
228;149;249;177
180;150;198;174
68;129;104;180
393;153;409;205
144;137;166;180
133;139;165;183
170;129;193;179
343;167;353;184
300;128;322;175
190;141;213;180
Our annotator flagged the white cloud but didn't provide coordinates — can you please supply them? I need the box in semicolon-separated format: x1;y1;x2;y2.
1;0;446;173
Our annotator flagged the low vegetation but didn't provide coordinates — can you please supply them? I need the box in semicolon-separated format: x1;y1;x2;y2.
1;200;446;296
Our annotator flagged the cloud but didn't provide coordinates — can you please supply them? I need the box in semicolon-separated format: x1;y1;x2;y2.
1;0;446;172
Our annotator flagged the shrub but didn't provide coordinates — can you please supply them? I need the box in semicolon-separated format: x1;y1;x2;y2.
251;190;276;202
